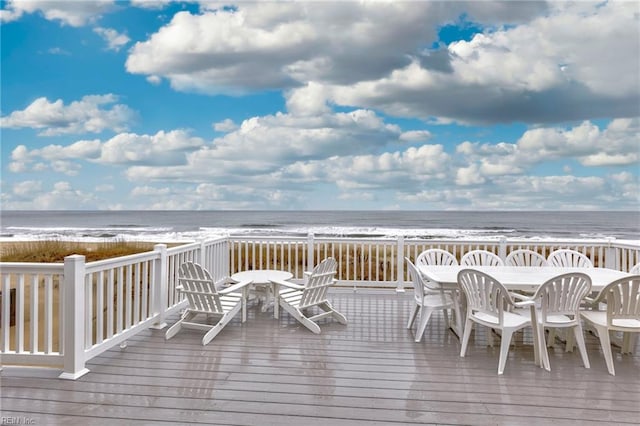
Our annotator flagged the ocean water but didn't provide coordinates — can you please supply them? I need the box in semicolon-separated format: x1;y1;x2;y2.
1;210;638;243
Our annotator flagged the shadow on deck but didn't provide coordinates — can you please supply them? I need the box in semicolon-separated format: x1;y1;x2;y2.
2;289;639;425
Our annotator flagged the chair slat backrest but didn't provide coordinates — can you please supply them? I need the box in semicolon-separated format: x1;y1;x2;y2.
457;269;511;327
599;275;640;327
179;262;224;314
505;249;548;267
461;250;504;266
535;273;591;321
299;258;337;308
547;249;593;268
416;249;458;266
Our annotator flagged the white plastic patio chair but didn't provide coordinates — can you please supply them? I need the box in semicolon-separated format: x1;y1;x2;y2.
416;249;458;267
415;249;460;327
545;250;593;348
270;257;347;334
461;250;504;266
165;262;252;345
519;272;592;371
505;249;548;267
580;275;640;375
457;269;537;375
547;249;593;268
630;263;640;274
406;258;457;342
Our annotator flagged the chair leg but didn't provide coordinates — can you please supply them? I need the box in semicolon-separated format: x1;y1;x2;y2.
539;325;551;371
165;320;183;340
622;332;637;355
322;301;347;324
528;307;540;367
594;325;615;375
443;308;450;329
565;329;575;353
487;326;495;347
452;293;464;338
547;329;557;347
573;324;590;369
165;311;196;340
498;328;515;375
460;319;473;357
202;321;224;345
415;307;434;342
407;303;419;329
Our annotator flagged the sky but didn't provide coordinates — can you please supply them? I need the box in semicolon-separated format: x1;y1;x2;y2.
1;0;639;211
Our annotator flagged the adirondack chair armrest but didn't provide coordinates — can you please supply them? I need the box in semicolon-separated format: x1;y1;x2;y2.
270;278;304;290
219;279;253;294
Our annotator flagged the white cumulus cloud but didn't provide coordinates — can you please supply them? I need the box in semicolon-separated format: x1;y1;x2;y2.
94;27;130;51
1;0;114;26
0;94;136;136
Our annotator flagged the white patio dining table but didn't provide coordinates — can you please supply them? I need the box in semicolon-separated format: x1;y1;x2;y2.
417;265;631;338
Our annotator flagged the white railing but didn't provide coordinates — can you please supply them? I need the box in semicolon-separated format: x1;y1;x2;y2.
0;238;229;379
229;235;640;289
1;235;638;379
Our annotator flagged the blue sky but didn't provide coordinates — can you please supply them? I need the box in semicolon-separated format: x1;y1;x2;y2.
1;1;638;210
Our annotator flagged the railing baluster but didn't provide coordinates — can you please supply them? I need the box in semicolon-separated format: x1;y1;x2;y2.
30;274;38;353
85;273;93;348
44;275;52;354
16;275;24;353
107;269;114;339
96;271;104;344
1;275;9;352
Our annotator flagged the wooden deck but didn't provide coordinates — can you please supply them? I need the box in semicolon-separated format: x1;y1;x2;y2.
2;289;639;425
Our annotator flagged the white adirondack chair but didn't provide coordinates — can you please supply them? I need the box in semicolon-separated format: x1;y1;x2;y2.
581;275;640;375
505;249;548;267
271;257;347;334
165;262;252;345
457;269;537;375
521;273;592;371
547;249;593;268
630;263;640;274
461;250;504;266
406;258;456;342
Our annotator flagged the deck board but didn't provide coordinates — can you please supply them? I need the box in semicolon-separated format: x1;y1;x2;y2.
2;289;639;425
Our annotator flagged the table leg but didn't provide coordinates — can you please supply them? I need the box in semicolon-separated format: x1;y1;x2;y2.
241;286;248;323
272;282;280;319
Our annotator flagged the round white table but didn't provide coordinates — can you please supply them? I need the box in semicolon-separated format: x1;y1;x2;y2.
231;270;294;312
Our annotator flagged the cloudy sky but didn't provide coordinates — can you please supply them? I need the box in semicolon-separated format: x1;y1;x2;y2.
1;0;638;210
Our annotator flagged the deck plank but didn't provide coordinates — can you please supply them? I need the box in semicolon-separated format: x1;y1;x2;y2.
2;289;639;425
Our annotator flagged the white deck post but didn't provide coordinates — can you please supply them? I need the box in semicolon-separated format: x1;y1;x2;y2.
199;240;206;268
498;237;507;262
150;244;168;329
604;237;617;269
396;236;405;293
307;233;315;272
59;255;89;380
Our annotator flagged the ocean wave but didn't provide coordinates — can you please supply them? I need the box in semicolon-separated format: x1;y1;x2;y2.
0;224;636;244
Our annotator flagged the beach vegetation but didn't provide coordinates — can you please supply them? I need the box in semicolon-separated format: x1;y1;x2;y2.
0;240;163;263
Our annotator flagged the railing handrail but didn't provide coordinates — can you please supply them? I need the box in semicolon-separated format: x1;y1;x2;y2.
0;262;64;273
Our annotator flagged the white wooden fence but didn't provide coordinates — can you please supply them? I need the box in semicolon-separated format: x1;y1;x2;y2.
1;235;638;379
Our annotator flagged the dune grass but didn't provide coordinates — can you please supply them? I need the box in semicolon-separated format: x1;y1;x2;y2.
0;240;160;263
